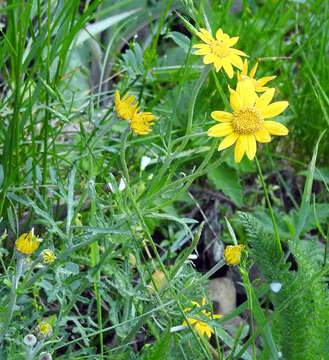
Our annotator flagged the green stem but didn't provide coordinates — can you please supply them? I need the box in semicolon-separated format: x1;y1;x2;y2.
175;66;210;155
88;157;103;355
120;126;131;184
0;254;24;341
255;155;282;254
27;339;45;360
240;266;256;359
211;69;230;110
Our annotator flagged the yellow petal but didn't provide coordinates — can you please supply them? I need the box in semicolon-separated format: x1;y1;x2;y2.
222;59;234;78
256;76;276;87
207;123;234;137
222;33;230;42
214;59;223;72
261;101;289;119
193;43;209;49
211;111;233;122
196;28;213;44
212;314;223;319
203;54;215;64
229;54;243;70
204;327;212;338
255;128;271;142
234;135;248;163
115;90;120;103
250;63;258;78
263;121;289;135
255;88;275;108
236;80;256;107
215;28;224;40
246;134;256;160
256;86;271;92
218;133;239;151
231;48;248;57
194;48;210;55
227;36;239;47
229;87;242;111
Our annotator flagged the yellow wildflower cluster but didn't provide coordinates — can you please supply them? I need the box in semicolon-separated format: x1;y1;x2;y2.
115;91;156;135
194;27;289;163
182;297;222;338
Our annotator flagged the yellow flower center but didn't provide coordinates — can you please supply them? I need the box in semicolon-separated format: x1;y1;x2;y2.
232;106;263;134
210;40;230;58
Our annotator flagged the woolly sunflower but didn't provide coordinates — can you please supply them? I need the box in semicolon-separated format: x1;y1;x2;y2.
115;91;138;121
130;109;156;135
207;81;289;163
15;229;41;255
182;297;222;338
238;59;276;92
224;245;245;265
193;28;247;78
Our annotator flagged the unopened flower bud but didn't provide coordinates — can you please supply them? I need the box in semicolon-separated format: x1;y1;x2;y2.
37;322;53;339
23;334;37;346
224;245;245;265
40;249;56;264
39;352;52;360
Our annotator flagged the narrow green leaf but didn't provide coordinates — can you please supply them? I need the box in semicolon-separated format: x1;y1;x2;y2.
76;9;140;45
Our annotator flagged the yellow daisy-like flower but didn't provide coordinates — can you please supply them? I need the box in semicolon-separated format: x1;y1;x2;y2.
237;59;276;92
207;81;289;162
182;297;222;338
40;249;56;264
15;229;41;255
193;28;247;78
130;109;156;135
37;322;53;338
115;90;139;121
224;245;245;265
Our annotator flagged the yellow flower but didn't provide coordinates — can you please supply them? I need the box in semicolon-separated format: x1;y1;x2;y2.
207;81;289;162
37;322;53;338
193;28;247;78
237;59;276;92
40;249;56;264
15;229;41;255
115;90;139;120
182;297;222;338
224;245;245;265
130;109;156;135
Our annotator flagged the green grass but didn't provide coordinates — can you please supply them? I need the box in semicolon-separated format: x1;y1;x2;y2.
0;0;328;359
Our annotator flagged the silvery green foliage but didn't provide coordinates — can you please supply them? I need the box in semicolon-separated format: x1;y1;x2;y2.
239;211;329;360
